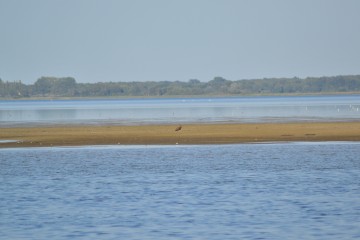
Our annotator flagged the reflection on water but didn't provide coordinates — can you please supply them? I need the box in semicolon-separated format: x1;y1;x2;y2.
0;95;359;126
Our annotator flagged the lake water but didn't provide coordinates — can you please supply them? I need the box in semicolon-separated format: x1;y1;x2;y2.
0;95;360;126
1;142;360;239
1;95;360;239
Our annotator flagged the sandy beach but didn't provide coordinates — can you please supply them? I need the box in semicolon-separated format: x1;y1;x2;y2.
0;122;360;148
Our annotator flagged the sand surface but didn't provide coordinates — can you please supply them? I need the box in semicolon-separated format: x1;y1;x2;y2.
1;122;360;148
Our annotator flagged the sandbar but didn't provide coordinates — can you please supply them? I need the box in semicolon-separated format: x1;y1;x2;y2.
0;122;360;148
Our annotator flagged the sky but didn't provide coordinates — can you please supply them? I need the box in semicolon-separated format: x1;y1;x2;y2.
1;0;359;84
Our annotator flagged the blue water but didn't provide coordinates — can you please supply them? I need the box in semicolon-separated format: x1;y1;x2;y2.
1;142;360;239
1;95;360;126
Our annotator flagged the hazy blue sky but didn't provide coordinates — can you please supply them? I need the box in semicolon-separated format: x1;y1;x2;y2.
1;0;359;83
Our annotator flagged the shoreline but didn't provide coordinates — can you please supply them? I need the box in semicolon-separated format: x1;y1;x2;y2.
1;122;360;148
1;92;360;101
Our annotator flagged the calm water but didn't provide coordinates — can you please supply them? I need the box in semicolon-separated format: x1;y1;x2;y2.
1;95;360;126
1;142;360;239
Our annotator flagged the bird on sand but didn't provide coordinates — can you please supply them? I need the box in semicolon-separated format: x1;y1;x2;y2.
175;125;182;131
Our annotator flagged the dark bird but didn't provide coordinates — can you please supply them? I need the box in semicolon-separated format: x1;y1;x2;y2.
175;125;182;131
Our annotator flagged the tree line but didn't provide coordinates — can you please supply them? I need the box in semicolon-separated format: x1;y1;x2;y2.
1;75;360;98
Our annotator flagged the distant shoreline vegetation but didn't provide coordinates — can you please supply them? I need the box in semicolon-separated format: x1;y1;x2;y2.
1;75;360;99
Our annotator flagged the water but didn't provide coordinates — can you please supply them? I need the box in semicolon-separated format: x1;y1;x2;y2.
1;142;360;239
1;95;360;239
1;95;360;126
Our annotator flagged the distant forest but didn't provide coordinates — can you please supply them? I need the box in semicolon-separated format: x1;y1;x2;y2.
1;75;360;98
